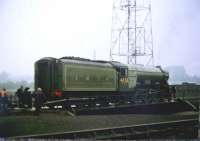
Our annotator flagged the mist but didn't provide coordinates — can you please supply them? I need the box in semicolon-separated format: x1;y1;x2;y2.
152;0;200;76
0;0;199;79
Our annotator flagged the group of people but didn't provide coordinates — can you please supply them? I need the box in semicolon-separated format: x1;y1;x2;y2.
15;86;32;108
0;86;46;115
15;86;47;114
0;88;9;113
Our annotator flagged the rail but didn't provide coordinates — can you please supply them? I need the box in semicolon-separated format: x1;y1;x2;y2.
10;118;198;139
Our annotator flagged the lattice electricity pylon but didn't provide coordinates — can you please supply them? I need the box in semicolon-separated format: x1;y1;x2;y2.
110;0;154;65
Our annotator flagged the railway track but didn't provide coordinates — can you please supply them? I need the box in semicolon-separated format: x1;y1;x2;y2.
10;118;198;139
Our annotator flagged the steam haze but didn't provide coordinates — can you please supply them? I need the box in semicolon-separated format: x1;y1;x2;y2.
152;0;200;76
0;0;200;78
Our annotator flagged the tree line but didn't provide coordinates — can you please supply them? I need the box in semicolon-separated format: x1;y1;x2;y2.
0;71;33;91
0;81;34;91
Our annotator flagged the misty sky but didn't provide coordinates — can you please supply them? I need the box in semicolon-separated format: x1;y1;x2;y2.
0;0;200;77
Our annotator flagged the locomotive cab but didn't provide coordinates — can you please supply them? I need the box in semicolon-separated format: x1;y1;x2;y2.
118;67;129;91
110;62;129;91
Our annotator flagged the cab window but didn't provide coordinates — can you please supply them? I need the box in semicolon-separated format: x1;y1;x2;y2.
120;68;127;77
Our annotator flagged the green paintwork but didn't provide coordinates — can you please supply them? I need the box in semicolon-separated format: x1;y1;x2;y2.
128;65;167;81
61;63;118;91
35;57;169;98
35;61;52;94
53;63;63;90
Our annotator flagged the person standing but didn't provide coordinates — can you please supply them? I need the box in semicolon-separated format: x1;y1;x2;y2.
34;88;46;114
15;86;24;108
24;87;32;108
0;88;8;113
0;89;2;113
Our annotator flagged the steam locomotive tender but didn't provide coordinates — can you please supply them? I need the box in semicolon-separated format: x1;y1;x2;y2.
35;57;170;106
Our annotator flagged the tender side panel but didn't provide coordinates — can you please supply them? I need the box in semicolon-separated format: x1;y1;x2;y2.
62;63;118;91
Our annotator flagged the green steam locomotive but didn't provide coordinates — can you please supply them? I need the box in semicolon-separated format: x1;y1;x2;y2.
35;56;170;105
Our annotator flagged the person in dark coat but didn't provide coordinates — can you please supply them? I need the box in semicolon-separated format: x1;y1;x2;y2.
15;86;24;108
24;87;32;108
34;88;46;114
